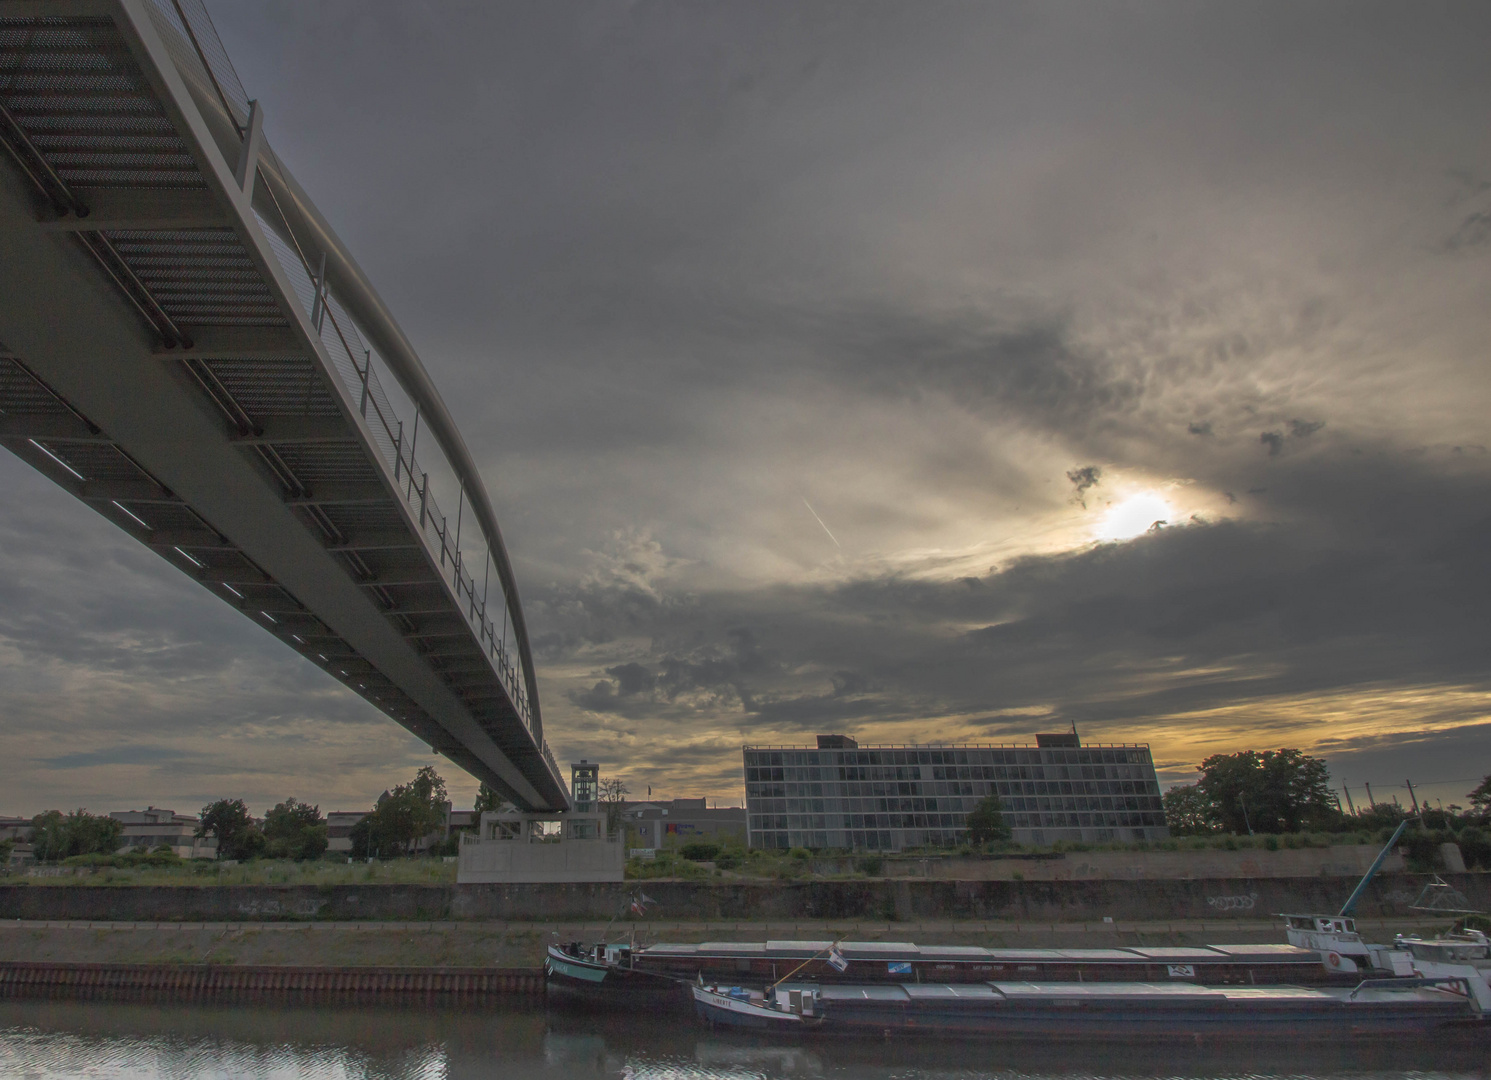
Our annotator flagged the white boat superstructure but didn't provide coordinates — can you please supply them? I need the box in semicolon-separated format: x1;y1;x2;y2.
1282;914;1414;975
1394;929;1491;1010
691;983;821;1030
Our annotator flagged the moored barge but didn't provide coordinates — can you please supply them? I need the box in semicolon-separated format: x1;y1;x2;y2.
634;938;1336;985
547;937;1349;1008
545;942;684;1005
692;976;1487;1039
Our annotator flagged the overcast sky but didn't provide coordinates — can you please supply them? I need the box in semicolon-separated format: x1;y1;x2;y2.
4;1;1490;817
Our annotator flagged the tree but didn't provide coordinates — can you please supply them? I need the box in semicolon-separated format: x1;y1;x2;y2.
1468;776;1491;815
30;810;124;863
410;765;448;806
966;794;1012;846
197;798;265;861
1196;749;1337;834
1162;783;1218;835
349;767;449;858
263;798;328;861
1353;801;1408;831
598;776;630;838
473;782;511;816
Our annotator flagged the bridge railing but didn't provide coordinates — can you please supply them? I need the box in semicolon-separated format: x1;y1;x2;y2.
142;0;554;767
256;222;533;732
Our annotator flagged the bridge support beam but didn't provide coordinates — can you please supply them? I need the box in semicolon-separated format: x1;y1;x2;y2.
0;161;548;810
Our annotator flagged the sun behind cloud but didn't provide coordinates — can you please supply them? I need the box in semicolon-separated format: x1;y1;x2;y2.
1094;492;1173;541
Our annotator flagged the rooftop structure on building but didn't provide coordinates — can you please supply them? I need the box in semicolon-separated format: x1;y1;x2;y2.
619;799;747;852
325;810;368;854
109;807;216;859
457;760;623;883
744;733;1168;851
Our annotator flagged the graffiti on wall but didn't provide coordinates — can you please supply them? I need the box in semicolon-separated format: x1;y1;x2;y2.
1205;892;1259;912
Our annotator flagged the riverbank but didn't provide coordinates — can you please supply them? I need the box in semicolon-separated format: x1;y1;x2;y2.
7;842;1411;887
0;961;542;1001
0;915;1454;969
0;872;1476;923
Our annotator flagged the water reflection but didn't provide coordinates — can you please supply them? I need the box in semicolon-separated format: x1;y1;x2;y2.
0;1000;1489;1080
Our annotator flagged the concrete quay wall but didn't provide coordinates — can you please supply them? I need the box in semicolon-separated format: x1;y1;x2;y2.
0;962;543;1002
875;845;1407;881
0;873;1478;924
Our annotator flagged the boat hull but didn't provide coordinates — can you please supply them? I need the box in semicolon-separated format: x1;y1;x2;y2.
545;946;687;1008
692;986;818;1032
695;981;1483;1041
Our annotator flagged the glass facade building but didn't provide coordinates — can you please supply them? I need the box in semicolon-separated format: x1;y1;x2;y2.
743;735;1168;850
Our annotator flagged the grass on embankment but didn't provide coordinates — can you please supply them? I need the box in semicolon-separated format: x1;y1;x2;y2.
0;918;1454;969
6;827;1417;887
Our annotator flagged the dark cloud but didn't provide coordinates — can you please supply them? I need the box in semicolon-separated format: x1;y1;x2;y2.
564;626;775;718
4;0;1491;809
606;662;657;696
541;442;1491;800
1066;466;1102;507
42;746;194;770
1446;210;1491;251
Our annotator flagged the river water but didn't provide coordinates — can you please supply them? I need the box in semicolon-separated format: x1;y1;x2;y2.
1;999;1489;1080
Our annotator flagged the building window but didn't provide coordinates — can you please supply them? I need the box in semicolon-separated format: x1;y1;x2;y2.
741;739;1166;852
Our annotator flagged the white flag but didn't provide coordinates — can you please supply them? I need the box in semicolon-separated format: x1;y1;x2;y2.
827;947;848;973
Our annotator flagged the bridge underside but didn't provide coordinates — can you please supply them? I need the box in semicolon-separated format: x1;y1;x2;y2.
0;3;567;809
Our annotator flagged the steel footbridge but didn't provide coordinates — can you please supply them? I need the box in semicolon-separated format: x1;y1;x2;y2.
0;0;568;809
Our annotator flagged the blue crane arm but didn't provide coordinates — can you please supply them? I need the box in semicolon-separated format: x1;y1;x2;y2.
1339;819;1410;917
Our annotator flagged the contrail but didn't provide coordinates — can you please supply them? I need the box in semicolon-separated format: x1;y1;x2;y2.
801;497;841;548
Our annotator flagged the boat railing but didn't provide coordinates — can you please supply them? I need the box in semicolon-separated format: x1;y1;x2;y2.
1349;975;1475;1003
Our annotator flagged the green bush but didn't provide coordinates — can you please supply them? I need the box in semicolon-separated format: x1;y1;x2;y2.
1401;829;1449;872
856;855;884;877
966;794;1012;845
714;851;741;870
431;832;464;858
31;810;124;863
63;850;182;869
788;847;811;860
679;842;722;862
262;798;329;861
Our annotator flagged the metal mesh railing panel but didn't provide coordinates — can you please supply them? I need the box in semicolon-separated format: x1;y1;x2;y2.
138;502;208;534
30;441;146;482
267;442;380;485
0;18;204;189
105;229;286;326
318;503;409;533
142;0;250;130
0;358;69;413
204;359;341;416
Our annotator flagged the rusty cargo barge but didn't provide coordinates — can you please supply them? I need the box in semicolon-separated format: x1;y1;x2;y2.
545;938;1346;1007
